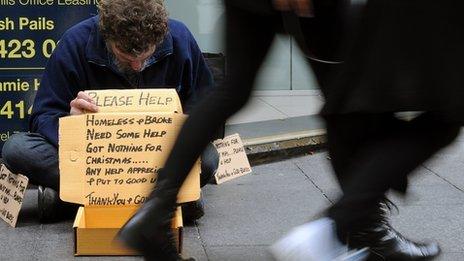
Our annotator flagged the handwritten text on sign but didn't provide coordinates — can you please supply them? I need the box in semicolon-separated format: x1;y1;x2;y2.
213;134;252;184
85;89;182;114
0;164;28;227
60;112;201;206
84;114;178;206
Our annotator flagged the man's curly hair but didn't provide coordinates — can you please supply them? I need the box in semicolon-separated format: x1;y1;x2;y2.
98;0;168;56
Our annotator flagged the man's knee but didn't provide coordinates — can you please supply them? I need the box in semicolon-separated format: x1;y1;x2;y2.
2;132;56;173
2;133;31;170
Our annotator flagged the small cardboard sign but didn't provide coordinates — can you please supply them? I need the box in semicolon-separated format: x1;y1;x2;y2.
0;164;28;227
213;134;252;184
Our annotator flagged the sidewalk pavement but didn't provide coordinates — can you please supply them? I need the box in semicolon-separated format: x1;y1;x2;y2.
226;90;324;126
182;136;464;261
1;91;464;260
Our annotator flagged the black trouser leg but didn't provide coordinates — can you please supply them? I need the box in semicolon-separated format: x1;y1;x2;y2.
326;113;409;191
2;132;60;190
326;112;460;240
160;3;278;190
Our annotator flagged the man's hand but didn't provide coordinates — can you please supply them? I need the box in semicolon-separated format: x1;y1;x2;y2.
70;91;98;115
273;0;314;17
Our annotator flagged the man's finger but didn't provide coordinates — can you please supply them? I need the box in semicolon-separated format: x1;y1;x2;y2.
70;98;98;115
70;107;84;116
76;91;96;104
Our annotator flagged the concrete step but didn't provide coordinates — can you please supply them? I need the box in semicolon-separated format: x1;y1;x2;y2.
226;115;327;165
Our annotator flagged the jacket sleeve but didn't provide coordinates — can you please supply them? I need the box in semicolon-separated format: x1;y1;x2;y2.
181;30;215;114
29;33;84;147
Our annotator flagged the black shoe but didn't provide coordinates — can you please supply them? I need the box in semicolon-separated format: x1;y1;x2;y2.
38;186;60;222
118;196;192;261
37;186;78;223
118;171;194;261
200;143;219;187
182;198;205;224
348;199;440;261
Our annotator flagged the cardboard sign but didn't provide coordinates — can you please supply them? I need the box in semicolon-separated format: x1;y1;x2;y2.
59;112;200;206
0;164;28;227
213;134;252;184
85;89;183;114
60;89;199;206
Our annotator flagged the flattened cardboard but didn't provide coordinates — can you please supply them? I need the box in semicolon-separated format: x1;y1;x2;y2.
213;134;252;184
85;89;183;114
0;164;29;227
59;112;200;206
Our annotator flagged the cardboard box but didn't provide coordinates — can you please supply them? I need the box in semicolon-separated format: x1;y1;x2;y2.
73;206;183;256
59;89;199;256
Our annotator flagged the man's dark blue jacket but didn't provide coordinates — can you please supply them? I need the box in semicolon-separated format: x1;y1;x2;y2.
30;16;213;147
